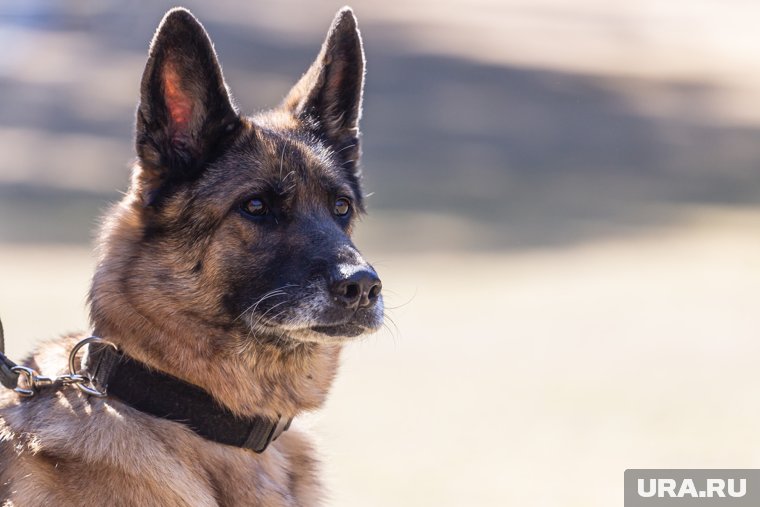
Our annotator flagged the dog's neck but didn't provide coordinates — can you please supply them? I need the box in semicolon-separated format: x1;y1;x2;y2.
87;200;341;420
91;317;341;421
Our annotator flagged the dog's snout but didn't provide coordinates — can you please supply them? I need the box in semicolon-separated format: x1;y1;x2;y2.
330;268;382;310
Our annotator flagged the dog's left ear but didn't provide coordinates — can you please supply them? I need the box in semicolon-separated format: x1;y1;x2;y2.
283;7;365;171
135;8;240;203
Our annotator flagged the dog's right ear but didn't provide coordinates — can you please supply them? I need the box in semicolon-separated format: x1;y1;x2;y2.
135;8;239;205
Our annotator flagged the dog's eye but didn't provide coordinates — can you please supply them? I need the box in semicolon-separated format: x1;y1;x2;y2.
241;198;268;217
334;197;352;217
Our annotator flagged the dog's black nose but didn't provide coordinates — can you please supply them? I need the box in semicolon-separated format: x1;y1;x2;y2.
331;268;382;309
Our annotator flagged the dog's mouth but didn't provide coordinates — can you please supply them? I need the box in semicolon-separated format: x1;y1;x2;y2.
249;307;383;344
250;321;379;346
239;287;384;344
309;323;369;338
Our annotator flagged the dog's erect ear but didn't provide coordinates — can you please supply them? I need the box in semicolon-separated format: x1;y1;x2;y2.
283;8;365;170
135;8;239;202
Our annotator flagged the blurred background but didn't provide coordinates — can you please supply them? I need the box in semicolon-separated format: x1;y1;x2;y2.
1;0;759;505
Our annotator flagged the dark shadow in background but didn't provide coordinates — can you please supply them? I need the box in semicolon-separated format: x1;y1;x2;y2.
1;7;758;248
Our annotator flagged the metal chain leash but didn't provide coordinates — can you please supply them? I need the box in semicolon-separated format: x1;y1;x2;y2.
0;317;112;399
10;367;91;397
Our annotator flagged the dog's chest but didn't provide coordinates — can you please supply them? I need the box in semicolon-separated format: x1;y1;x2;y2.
0;391;314;506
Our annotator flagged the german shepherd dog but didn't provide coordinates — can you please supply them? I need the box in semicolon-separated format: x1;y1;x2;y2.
0;7;382;505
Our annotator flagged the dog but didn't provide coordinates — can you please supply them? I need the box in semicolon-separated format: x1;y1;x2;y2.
0;6;382;505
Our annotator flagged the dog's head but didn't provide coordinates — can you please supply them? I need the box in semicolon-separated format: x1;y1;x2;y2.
94;8;382;347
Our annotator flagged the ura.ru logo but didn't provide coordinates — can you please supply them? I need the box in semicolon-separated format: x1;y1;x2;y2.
638;478;746;498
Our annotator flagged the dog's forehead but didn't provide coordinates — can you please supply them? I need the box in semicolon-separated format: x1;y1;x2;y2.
249;127;338;183
197;120;353;207
223;123;345;190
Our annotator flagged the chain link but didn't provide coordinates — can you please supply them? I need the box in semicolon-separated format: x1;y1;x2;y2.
11;366;92;397
10;336;115;398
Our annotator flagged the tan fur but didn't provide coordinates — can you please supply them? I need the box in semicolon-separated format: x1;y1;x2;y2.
0;7;375;506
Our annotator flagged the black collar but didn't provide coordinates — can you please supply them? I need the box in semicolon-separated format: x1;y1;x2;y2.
85;343;291;453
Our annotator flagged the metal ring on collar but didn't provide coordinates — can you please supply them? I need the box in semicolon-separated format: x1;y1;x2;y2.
68;336;117;398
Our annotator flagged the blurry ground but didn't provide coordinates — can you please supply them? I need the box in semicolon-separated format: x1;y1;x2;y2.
1;0;759;505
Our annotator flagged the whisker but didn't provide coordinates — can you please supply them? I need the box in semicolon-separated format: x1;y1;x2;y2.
258;308;290;347
252;300;290;330
235;283;300;322
279;142;287;180
335;143;357;155
382;311;400;341
235;290;285;321
382;288;417;310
